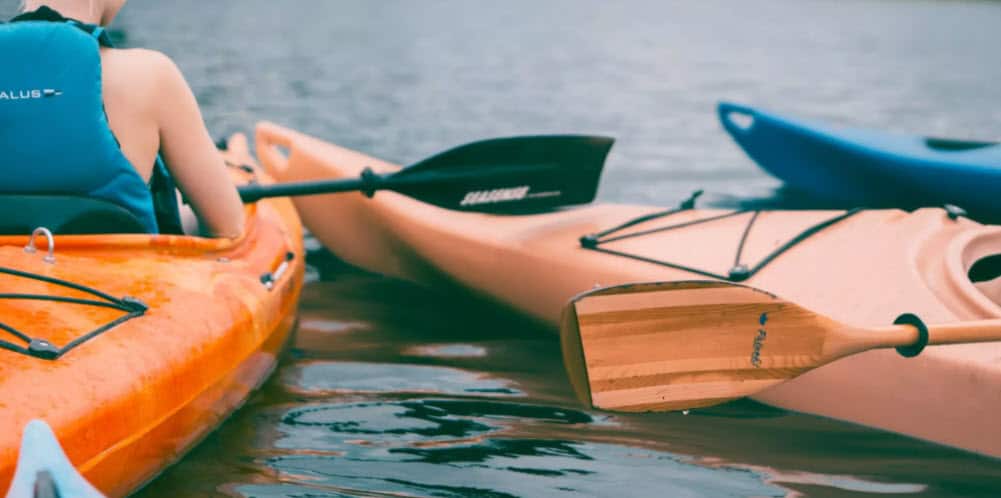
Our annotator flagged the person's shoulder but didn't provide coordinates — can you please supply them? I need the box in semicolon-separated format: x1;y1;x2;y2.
103;48;189;97
103;48;181;78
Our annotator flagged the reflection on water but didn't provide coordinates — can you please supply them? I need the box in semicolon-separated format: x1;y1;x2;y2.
284;361;521;397
762;471;926;495
404;344;489;359
135;269;1001;498
262;437;783;497
279;399;592;449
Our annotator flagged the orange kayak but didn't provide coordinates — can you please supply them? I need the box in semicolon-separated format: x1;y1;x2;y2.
0;134;304;497
256;122;1001;457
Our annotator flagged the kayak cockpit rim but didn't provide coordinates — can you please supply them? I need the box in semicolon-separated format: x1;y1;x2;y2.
950;227;1001;314
0;203;260;254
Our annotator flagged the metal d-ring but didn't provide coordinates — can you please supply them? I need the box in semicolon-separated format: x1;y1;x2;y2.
24;227;56;264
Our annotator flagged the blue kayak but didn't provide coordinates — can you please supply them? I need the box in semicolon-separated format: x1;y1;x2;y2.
718;101;1001;217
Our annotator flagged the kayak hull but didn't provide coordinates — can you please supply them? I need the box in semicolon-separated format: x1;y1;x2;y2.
0;135;305;497
257;122;1001;457
718;102;1001;218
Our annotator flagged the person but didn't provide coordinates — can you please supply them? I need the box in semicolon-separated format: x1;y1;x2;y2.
1;0;244;238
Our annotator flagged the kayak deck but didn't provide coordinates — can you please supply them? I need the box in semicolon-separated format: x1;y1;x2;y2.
0;136;304;497
257;122;1001;457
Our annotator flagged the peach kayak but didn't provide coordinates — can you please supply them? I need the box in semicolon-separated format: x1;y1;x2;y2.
0;134;304;497
256;122;1001;458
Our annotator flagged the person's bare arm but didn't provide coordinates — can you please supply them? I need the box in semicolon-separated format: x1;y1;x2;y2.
151;52;245;238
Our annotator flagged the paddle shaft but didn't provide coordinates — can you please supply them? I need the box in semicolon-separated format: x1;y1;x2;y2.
239;176;372;202
875;318;1001;348
238;159;566;204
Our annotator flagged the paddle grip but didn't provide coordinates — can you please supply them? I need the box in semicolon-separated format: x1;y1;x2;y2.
888;316;1001;357
924;318;1001;347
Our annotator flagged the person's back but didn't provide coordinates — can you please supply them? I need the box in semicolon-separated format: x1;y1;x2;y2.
1;0;244;238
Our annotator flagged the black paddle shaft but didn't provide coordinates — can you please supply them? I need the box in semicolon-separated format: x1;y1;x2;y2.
238;171;378;202
237;135;614;213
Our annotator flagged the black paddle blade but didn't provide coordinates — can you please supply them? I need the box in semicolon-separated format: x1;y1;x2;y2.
387;135;614;213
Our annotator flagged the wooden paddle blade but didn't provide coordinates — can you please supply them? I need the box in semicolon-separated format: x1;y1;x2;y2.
388;135;613;213
560;281;847;413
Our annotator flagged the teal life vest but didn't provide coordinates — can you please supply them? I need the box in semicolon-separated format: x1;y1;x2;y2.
0;8;180;234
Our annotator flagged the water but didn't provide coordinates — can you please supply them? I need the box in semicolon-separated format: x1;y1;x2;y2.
112;0;1001;208
8;0;1001;495
133;270;1001;497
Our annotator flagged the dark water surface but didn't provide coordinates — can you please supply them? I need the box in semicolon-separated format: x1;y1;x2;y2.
15;0;1001;495
131;266;1001;497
